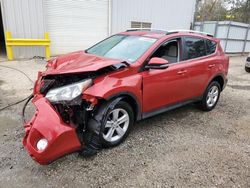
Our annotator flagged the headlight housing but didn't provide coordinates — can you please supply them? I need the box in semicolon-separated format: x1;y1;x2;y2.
45;79;92;102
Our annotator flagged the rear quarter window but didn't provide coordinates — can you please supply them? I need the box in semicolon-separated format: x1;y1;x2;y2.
206;39;217;55
184;37;206;60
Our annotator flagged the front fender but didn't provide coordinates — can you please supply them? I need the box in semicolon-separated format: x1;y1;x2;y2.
83;74;143;114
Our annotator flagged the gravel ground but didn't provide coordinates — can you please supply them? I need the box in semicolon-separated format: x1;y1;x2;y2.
0;56;249;188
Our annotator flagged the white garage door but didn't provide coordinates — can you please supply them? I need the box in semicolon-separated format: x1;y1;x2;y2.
44;0;109;55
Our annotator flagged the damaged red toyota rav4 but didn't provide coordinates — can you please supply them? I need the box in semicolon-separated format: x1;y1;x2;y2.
22;29;229;164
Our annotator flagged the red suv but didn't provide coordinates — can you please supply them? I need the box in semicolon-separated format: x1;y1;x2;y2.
22;30;229;164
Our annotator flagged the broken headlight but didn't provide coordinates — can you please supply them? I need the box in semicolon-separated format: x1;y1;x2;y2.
45;79;92;103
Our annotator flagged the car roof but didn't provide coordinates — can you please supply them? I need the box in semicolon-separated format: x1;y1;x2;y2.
119;29;218;42
119;30;166;39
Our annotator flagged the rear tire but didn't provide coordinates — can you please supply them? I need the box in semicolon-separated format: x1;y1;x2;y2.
197;81;221;111
245;66;250;73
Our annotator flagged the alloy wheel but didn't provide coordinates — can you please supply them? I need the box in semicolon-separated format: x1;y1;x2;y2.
103;108;130;143
206;85;219;107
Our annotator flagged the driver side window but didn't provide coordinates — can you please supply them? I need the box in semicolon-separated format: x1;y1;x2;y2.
150;39;180;63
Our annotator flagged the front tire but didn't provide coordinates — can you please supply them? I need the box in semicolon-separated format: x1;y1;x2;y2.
198;81;221;111
99;101;134;147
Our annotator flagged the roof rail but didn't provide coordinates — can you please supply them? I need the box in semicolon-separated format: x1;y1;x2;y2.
125;28;214;37
166;30;214;37
126;28;168;33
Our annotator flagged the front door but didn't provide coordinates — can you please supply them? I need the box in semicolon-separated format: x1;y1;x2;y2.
141;38;190;114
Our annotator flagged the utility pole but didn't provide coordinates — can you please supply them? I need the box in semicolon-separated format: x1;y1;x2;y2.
193;0;201;29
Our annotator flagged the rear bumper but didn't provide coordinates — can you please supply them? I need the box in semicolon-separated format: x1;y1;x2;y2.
22;96;81;165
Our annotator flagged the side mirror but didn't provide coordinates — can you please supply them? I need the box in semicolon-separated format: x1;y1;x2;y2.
145;57;169;70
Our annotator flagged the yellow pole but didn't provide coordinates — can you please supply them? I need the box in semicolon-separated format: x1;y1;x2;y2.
44;32;50;60
6;31;13;60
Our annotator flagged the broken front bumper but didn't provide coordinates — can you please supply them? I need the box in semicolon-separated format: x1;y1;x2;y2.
22;95;81;165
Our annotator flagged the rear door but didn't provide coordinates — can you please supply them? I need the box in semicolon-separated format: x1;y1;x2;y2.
181;36;211;98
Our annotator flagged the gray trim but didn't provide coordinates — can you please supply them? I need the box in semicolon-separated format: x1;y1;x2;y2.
214;21;219;37
220;38;250;42
142;97;202;119
207;73;227;91
243;25;250;53
106;92;142;121
219;23;249;29
224;21;231;52
201;21;204;32
195;22;249;29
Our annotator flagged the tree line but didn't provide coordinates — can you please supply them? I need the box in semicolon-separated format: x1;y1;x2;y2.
195;0;250;23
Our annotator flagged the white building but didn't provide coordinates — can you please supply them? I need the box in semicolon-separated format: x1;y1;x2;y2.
0;0;197;59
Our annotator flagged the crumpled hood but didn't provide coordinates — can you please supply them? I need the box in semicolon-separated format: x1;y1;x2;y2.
44;51;123;75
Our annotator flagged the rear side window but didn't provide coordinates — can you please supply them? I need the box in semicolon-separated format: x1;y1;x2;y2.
184;37;206;60
206;39;217;55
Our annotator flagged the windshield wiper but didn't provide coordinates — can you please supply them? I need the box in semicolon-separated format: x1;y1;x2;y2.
112;61;130;70
121;61;130;66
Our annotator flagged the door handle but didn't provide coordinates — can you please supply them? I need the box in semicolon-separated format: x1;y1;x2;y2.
177;70;187;75
208;64;215;68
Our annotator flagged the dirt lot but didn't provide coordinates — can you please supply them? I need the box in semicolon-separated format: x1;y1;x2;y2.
0;56;249;188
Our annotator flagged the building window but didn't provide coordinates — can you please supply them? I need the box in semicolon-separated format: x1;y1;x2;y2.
131;21;152;29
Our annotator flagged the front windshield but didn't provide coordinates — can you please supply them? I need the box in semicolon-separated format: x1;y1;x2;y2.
86;35;157;63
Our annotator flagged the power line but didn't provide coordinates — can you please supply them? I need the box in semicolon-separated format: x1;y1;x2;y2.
0;65;34;84
0;94;32;111
0;64;34;111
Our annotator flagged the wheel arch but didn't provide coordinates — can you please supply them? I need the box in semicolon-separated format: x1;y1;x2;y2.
104;92;142;121
207;74;226;91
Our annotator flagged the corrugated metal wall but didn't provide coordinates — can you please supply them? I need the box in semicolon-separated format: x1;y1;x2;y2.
1;0;46;58
1;0;197;58
44;0;109;55
111;0;196;34
194;21;250;53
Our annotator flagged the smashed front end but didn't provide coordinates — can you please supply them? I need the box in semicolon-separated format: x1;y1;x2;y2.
22;51;129;165
22;72;99;165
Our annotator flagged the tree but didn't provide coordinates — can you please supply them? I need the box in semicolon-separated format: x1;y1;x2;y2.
226;0;250;23
195;0;250;23
195;0;228;21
